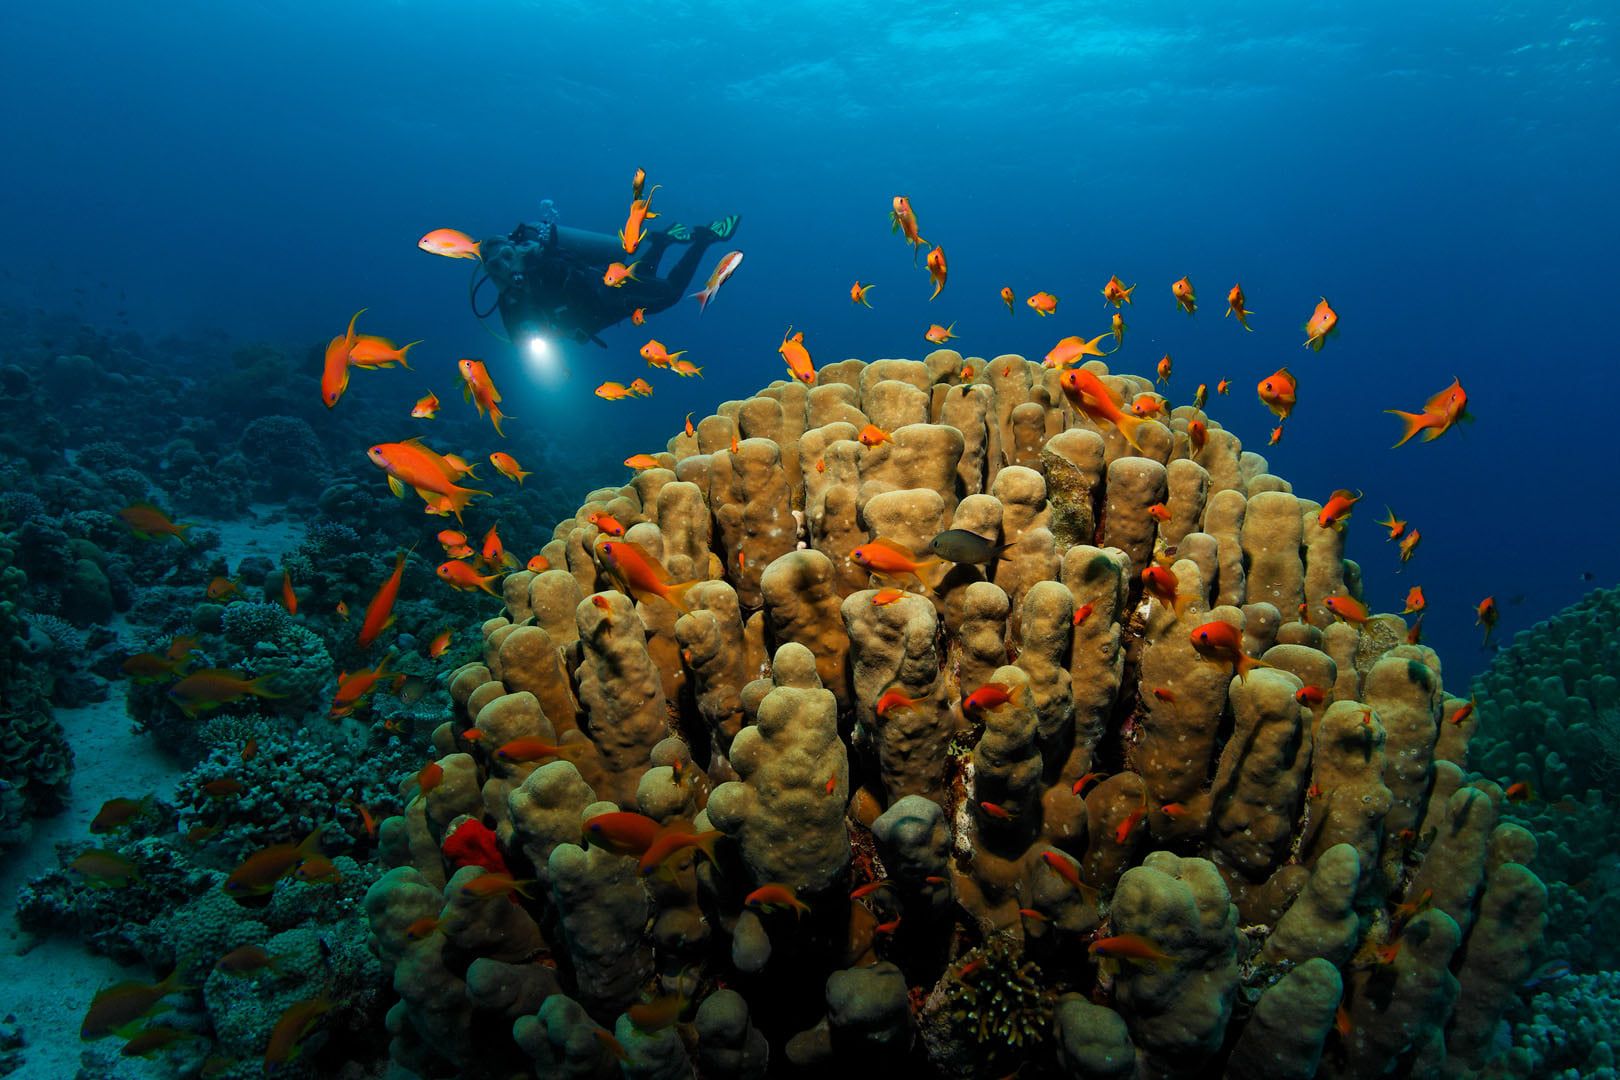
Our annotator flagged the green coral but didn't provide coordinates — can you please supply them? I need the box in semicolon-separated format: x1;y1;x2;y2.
921;936;1054;1077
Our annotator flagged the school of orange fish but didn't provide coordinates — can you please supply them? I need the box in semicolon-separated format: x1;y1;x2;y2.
84;181;1499;1067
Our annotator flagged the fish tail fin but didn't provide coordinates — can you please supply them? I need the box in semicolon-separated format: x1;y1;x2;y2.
1235;652;1271;682
664;579;700;613
1115;413;1148;453
248;674;287;700
515;470;531;485
916;557;951;593
693;830;723;866
479;574;503;597
1384;410;1429;448
396;341;422;369
174;523;193;544
690;286;712;313
491;407;509;438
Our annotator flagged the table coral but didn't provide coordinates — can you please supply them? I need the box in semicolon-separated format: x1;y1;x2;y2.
364;355;1547;1079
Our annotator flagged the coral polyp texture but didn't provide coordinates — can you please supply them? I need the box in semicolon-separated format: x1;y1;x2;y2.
366;353;1545;1079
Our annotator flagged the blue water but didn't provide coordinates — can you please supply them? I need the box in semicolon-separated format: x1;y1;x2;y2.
2;0;1615;682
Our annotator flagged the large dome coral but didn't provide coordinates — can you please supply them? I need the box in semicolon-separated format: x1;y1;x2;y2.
366;353;1545;1079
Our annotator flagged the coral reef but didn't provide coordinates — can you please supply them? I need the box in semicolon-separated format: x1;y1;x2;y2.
363;354;1546;1078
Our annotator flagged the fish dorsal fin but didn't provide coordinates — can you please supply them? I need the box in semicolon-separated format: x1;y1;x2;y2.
866;536;918;559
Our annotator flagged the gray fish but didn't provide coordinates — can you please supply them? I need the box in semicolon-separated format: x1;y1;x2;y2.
928;529;1012;564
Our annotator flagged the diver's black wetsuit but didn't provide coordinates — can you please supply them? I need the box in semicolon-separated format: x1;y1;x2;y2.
481;212;730;347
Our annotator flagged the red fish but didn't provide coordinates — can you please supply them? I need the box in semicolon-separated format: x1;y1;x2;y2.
925;245;948;300
1387;378;1469;447
1101;275;1136;307
1141;565;1191;615
1189;621;1270;680
358;550;407;648
1303;297;1339;350
1059;368;1149;451
779;326;816;385
1171;276;1196;314
962;682;1024;716
1225;283;1254;330
1090;934;1173;966
1257;367;1297;420
1072;771;1106;796
1376;507;1406;540
1323;595;1370;625
890;196;926;262
850;537;946;589
437;560;503;596
119;503;191;542
598;539;698;612
457;358;510;437
1026;291;1058;316
1317;489;1362;530
745;883;811;917
875;688;921;718
1477;595;1498;645
1295;686;1327;706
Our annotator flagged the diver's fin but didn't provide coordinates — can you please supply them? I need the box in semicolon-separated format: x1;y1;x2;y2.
665;223;692;242
708;215;740;241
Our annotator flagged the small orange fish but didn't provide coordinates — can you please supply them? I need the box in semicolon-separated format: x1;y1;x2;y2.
871;588;907;605
1152;687;1176;703
427;628;452;658
637;822;722;877
890;196;926;262
631;378;654;397
1026;291;1058;316
1317;489;1362;530
669;359;703;378
595;381;635;401
924;321;957;344
858;423;892;447
206;576;240;601
1159;801;1187;818
603;261;639;287
1171;276;1196;314
962;682;1024;716
1393;888;1433;922
418;228;480;259
1044;332;1114;368
1059;368;1148;451
489;451;531;485
631;167;647;199
1193;383;1208;410
1073;602;1094;626
1377;507;1406;540
495;736;579;763
347;333;420;369
359;550;408;649
1111;311;1126;344
1141;564;1191;615
1225;283;1254;330
850;537;945;589
631;307;646;326
1303;297;1339;350
1114;806;1146;845
437;529;467;548
1387;377;1469;447
279;572;297;615
1147;503;1171;523
411;391;440;419
329;656;392;717
925;245;947;300
1477;596;1498;645
404;916;441;941
1447;698;1476;725
745;883;811;917
1323;595;1370;625
850;881;888;900
1269;424;1284;446
851;281;875;307
436;560;502;595
1402;586;1426;614
459;873;535;900
1017;908;1048;922
978;800;1012;821
1132;393;1167;419
624;453;662;471
1295;686;1327;706
526;554;550;573
598;539;699;612
684;412;695;437
1101;274;1136;307
619;184;660;254
1399;528;1422;563
639;339;685;369
875;687;920;717
1090;934;1173;966
1407;613;1425;644
583;811;664;856
779;326;816;385
1188;419;1208;455
1258;367;1298;419
457;358;510;436
90;796;150;833
1504;780;1534;802
1072;771;1107;796
119;503;192;542
588;511;625;537
168;669;283;718
335;601;349;620
1217;378;1232;395
1000;285;1015;313
874;917;902;934
1189;621;1270;680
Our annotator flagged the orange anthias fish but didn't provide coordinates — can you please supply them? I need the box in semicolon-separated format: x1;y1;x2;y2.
890;196;926;263
1403;586;1426;614
1155;354;1173;385
330;656;391;718
631;307;646;326
1194;383;1208;410
1111;311;1126;344
588;511;625;536
595;381;635;401
428;628;453;658
1387;377;1469;447
1270;424;1285;446
81;970;189;1040
1059;368;1149;452
418;228;481;259
119;503;192;543
1225;283;1254;330
1188;419;1209;455
1000;285;1015;313
358;550;408;648
481;523;517;570
872;588;907;605
598;539;699;612
691;249;743;313
1257;367;1298;420
167;669;284;718
779;326;816;385
875;687;921;718
1189;621;1270;680
526;554;550;573
851;281;874;307
1303;296;1339;350
280;572;297;615
223;829;326;897
1477;595;1499;645
489;451;530;485
457;358;510;437
1043;332;1115;367
619;184;660;254
639;339;685;369
1131;394;1167;419
1090;934;1173;967
631;167;647;199
120;649;188;682
206;576;240;601
1324;595;1371;625
347;334;420;369
925;245;947;300
320;308;365;408
495;736;580;764
1317;489;1362;530
850;537;946;590
624;453;662;470
1141;565;1192;615
263;998;333;1072
669;360;702;378
1399;528;1422;563
1217;378;1232;395
603;261;639;287
745;883;811;918
924;321;957;344
437;560;503;596
411;391;440;419
1171;276;1196;314
684;412;695;437
584;811;664;855
1376;507;1407;540
368;439;491;521
638;822;722;877
1026;291;1058;316
858;423;892;447
1101;274;1136;307
962;682;1025;716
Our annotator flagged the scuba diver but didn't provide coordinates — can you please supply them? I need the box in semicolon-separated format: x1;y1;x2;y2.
477;199;740;347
